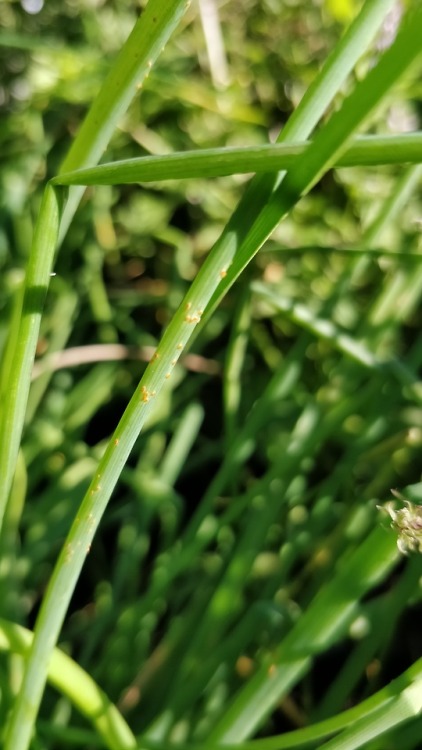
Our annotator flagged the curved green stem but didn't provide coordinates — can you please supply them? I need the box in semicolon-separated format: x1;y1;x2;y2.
0;618;136;750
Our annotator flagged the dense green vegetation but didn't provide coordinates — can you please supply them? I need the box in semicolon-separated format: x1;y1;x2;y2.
0;1;421;749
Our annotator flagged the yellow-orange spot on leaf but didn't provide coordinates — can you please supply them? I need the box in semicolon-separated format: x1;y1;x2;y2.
220;269;227;279
151;351;160;363
141;385;154;403
165;373;171;379
185;309;203;324
114;438;119;446
185;302;192;311
177;343;183;350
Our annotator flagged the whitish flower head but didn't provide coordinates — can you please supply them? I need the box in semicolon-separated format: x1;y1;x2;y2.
379;491;422;555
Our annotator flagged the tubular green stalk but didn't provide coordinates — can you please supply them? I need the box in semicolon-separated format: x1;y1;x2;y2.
0;0;189;534
53;133;422;187
0;618;136;750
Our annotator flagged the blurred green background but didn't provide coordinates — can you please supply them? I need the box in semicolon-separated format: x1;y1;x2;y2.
0;0;421;746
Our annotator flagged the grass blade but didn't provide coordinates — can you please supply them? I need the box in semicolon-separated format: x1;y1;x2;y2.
0;0;189;531
208;528;399;742
53;133;422;187
209;3;422;316
0;185;62;529
58;0;189;239
1;2;190;749
134;658;422;749
0;618;137;750
3;2;415;748
318;679;422;750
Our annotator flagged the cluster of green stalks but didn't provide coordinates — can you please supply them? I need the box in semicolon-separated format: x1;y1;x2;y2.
0;1;421;749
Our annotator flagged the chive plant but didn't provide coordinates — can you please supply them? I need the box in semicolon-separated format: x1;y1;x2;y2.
0;1;422;749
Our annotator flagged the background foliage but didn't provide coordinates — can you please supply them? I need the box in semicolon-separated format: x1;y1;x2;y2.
0;1;421;749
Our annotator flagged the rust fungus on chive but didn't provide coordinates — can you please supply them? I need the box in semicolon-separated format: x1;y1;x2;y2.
176;343;183;350
151;351;160;363
220;269;227;279
141;385;155;403
185;309;203;324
